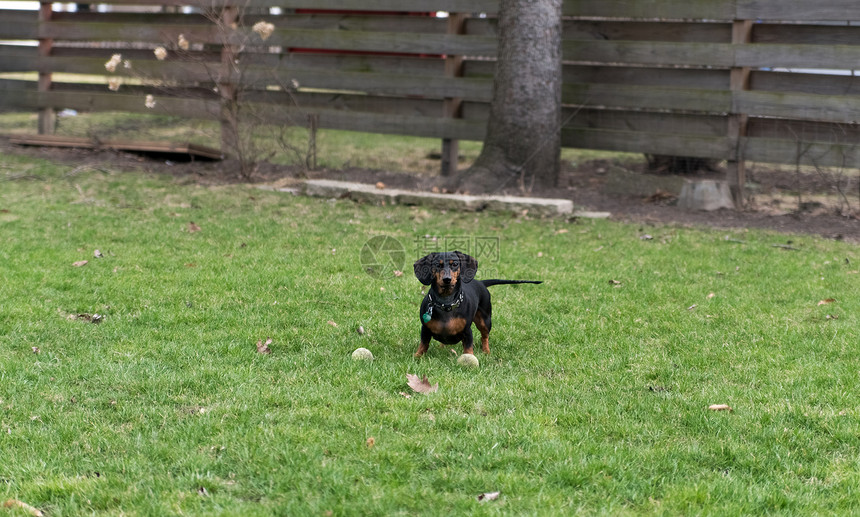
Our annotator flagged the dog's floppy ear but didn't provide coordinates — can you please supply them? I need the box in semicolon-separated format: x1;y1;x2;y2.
454;251;478;283
413;254;435;285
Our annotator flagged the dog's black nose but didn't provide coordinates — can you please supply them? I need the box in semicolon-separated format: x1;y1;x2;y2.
443;277;452;284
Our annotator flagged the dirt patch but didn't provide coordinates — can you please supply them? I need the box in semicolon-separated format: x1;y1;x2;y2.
2;136;858;242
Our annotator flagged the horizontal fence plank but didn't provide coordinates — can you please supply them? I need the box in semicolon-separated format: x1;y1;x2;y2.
48;47;448;77
736;43;860;70
563;0;734;20
754;23;860;46
0;46;39;73
563;83;732;114
33;55;494;101
743;137;860;169
44;0;501;13
0;81;485;140
562;128;735;159
751;71;860;97
38;22;498;56
566;40;860;70
281;107;486;140
262;13;448;34
736;90;860;124
38;21;218;43
568;0;860;21
560;109;728;137
243;90;445;119
564;40;736;68
564;21;731;43
0;84;216;118
747;117;860;144
43;13;452;39
737;1;860;21
50;11;209;24
564;66;729;90
0;10;37;40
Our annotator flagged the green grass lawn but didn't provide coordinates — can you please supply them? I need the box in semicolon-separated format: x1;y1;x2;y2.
1;150;859;516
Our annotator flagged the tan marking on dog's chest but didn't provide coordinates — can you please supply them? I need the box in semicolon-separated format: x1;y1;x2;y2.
426;316;468;336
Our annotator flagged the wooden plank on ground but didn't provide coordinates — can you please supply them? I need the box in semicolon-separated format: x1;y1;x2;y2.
9;134;223;159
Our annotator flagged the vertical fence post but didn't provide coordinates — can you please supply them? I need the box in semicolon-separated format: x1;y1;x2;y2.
727;19;752;208
441;12;466;177
37;2;55;134
219;5;240;156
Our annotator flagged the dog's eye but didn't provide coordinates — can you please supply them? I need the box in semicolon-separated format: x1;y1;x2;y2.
449;261;459;268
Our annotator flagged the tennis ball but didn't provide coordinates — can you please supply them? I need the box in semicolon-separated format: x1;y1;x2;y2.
351;347;374;361
457;353;479;368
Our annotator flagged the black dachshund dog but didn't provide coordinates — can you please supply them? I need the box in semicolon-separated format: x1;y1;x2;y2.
413;251;541;357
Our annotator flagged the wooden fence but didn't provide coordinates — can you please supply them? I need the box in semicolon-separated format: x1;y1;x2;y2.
3;0;860;200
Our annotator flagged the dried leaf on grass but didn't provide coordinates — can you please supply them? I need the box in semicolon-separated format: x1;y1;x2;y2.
817;298;836;306
187;221;201;233
67;313;103;324
406;373;438;394
478;491;500;502
72;260;88;267
366;437;375;449
256;337;272;354
644;189;677;204
709;404;733;411
3;499;44;517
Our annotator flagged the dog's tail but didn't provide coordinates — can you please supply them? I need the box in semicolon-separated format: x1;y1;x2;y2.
481;279;543;287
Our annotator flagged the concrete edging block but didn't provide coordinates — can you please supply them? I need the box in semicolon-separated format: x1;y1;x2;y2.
301;179;576;217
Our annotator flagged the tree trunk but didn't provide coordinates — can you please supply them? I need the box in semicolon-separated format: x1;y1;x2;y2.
450;0;562;194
